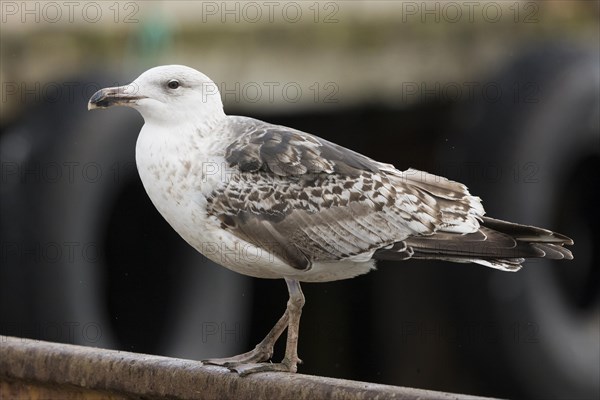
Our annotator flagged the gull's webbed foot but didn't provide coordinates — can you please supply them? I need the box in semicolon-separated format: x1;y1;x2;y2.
202;345;273;367
230;357;302;376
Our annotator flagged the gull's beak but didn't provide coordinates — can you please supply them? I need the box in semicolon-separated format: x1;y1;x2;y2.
88;85;145;110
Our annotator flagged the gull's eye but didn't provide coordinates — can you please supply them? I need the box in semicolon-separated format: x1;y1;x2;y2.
167;79;180;89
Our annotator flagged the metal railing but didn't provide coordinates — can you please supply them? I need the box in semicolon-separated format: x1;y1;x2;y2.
0;336;497;400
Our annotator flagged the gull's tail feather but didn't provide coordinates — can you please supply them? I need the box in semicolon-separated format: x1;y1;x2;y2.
374;217;573;272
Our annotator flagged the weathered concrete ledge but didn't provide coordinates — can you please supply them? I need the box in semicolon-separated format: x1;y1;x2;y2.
0;336;497;400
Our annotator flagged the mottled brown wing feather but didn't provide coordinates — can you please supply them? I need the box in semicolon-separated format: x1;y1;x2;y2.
207;117;483;270
226;117;384;176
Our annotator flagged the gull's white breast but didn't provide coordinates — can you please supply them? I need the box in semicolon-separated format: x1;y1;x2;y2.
134;123;297;279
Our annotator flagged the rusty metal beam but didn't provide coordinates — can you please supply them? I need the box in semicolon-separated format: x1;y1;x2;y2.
0;336;496;400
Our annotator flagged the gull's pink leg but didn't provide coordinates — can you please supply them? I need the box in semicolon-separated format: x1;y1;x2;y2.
204;279;305;376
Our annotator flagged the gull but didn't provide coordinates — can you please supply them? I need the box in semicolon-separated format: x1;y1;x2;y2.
88;65;573;375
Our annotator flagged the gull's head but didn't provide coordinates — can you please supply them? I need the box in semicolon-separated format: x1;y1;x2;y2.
88;65;224;126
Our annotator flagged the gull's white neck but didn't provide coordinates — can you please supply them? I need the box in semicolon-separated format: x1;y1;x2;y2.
134;112;232;234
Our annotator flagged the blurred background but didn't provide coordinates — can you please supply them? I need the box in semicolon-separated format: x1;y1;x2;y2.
1;1;598;398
